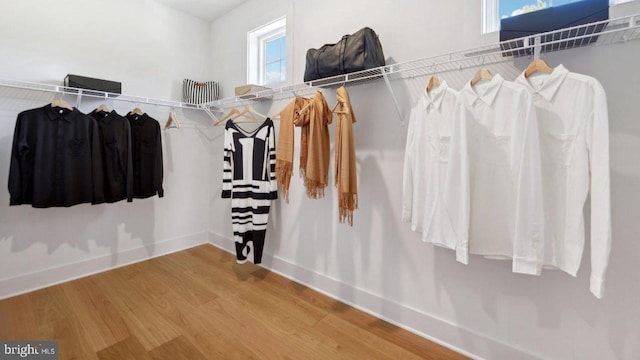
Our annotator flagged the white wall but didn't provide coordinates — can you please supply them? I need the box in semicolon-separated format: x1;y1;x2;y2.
209;1;640;359
0;0;214;297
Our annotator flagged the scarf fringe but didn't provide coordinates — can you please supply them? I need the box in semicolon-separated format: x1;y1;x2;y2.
276;160;293;203
339;193;358;226
304;179;327;199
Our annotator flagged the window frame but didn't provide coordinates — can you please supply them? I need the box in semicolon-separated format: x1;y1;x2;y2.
483;0;637;34
247;16;287;86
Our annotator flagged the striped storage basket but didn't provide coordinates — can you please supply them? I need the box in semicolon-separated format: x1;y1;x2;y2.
182;79;220;104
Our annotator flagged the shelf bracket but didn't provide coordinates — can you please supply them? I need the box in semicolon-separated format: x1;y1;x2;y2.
533;36;542;60
380;66;404;125
202;106;219;123
75;89;83;108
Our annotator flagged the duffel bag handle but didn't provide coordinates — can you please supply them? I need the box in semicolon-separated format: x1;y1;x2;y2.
339;34;349;74
315;47;328;80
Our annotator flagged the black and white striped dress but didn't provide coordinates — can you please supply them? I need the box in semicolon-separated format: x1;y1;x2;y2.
221;118;278;264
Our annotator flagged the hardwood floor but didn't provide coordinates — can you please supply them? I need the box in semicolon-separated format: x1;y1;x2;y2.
0;244;469;360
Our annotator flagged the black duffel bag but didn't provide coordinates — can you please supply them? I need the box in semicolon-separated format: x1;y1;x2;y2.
304;27;385;82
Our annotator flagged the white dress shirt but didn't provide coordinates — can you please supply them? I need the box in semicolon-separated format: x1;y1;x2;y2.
402;82;458;248
515;65;611;298
445;74;544;275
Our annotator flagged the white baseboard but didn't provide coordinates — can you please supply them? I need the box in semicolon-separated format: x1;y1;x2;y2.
209;231;538;360
0;231;209;300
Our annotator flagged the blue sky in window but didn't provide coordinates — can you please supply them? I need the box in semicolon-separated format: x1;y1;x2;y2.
499;0;585;18
265;36;286;84
265;36;285;64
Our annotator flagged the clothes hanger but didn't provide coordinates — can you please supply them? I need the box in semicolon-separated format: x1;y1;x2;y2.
213;105;264;126
298;91;323;116
128;106;144;116
50;99;73;111
237;105;266;120
426;75;441;94
524;58;554;78
165;111;181;129
470;68;493;86
95;104;111;113
231;105;263;124
214;107;241;126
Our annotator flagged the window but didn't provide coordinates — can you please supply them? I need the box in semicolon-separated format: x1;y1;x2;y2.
248;17;287;86
483;0;636;33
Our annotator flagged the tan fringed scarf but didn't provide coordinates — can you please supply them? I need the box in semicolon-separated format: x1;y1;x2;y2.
276;92;332;201
334;86;358;226
296;91;332;199
276;96;308;202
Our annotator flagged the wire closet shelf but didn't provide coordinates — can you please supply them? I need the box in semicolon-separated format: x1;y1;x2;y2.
0;13;638;119
201;12;640;109
0;79;203;110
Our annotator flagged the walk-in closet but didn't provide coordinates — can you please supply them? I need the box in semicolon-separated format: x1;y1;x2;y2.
1;1;639;359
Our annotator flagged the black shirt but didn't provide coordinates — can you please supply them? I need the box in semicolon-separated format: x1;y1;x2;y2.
8;105;105;207
126;113;164;199
88;110;133;203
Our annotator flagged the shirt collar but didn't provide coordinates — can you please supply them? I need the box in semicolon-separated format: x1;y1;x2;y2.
45;105;78;122
100;110;118;124
422;81;449;110
460;73;504;107
90;110;117;124
127;113;147;126
515;64;569;101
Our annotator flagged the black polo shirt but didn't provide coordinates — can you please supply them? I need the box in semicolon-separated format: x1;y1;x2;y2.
126;113;164;199
88;109;133;203
8;105;105;207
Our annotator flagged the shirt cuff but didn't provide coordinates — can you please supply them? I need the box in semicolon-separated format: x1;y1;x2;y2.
221;190;231;198
157;189;164;198
456;246;469;265
512;258;541;275
401;209;411;223
590;275;605;299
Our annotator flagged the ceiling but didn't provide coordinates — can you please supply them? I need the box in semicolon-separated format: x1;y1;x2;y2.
154;0;249;21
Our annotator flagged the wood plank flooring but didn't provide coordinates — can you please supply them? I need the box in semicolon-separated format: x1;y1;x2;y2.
0;244;469;360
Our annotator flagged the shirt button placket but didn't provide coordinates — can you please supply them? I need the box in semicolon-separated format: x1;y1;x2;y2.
55;116;65;204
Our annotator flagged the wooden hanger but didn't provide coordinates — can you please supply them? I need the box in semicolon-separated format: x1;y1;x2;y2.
238;105;266;120
426;75;441;94
165;111;181;129
524;58;554;78
298;102;312;116
231;105;264;124
470;68;493;86
95;104;111;113
214;105;265;126
128;107;144;116
214;108;240;126
50;99;73;111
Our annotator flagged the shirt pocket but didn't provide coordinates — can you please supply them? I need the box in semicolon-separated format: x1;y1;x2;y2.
438;135;451;163
141;137;156;154
540;130;576;167
68;138;87;158
472;131;511;167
